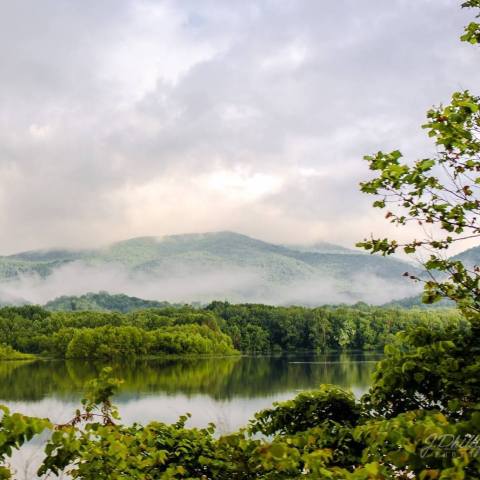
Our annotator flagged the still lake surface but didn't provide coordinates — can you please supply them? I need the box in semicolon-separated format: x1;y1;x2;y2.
1;352;382;479
1;352;381;432
0;353;382;480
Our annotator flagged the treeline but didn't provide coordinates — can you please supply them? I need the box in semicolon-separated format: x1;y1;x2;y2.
0;303;462;358
207;302;463;352
0;306;236;358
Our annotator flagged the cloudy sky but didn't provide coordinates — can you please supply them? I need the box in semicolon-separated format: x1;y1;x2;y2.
0;0;478;254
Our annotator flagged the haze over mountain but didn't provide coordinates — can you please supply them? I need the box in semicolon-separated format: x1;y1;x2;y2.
382;245;480;309
0;231;477;307
0;231;424;306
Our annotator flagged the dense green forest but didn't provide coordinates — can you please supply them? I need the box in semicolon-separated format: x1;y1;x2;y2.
0;306;236;358
44;292;175;313
208;301;461;352
0;303;460;358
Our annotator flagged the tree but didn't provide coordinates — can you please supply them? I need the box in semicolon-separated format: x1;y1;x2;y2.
358;1;480;317
356;0;480;432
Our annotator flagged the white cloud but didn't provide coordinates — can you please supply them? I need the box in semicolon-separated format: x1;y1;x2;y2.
199;169;283;201
28;124;53;141
0;0;478;254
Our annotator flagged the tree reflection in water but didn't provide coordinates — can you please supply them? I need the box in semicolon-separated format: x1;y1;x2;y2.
0;352;380;403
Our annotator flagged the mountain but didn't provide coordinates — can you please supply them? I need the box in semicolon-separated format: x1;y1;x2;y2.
382;295;454;309
45;292;173;313
452;244;480;267
0;231;422;305
382;245;480;309
284;241;358;255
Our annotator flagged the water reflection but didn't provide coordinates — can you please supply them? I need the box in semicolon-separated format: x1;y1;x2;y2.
0;352;381;430
2;353;382;479
0;352;380;400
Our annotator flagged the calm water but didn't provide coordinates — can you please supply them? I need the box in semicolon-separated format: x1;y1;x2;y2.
1;352;381;431
1;353;381;479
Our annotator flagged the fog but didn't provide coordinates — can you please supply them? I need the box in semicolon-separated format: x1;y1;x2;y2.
0;261;418;307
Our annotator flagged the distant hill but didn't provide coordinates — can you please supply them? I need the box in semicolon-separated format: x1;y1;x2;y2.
381;245;480;309
44;292;173;313
0;231;433;305
382;295;455;309
283;241;358;255
452;244;480;267
43;290;457;313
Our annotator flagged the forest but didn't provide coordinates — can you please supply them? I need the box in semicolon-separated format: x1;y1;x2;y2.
0;306;236;358
208;302;461;352
44;291;177;313
0;303;460;358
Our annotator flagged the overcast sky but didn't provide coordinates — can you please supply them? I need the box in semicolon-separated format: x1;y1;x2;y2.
0;0;478;254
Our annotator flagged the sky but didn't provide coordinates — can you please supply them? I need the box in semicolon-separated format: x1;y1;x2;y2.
0;0;479;255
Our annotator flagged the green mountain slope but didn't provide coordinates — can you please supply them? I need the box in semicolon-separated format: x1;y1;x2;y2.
0;231;424;305
284;241;358;255
90;232;414;282
93;233;318;282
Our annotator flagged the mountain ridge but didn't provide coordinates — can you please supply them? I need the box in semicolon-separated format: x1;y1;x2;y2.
0;231;477;306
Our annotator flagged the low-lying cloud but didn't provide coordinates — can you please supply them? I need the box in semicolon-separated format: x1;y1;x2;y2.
0;261;418;306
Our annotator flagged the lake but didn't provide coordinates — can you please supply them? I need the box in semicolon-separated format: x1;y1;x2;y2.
0;352;381;479
0;352;381;430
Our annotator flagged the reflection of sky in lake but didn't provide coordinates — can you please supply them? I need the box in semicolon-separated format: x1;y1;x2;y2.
5;387;370;434
1;354;381;479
